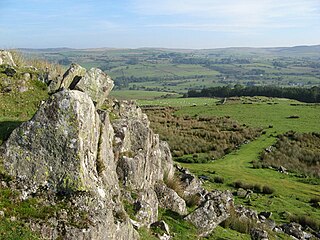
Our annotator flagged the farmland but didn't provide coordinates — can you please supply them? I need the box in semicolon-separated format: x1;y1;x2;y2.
20;45;320;94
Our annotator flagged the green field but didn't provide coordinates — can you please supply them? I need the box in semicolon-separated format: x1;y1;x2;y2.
109;90;180;100
20;46;320;94
138;96;320;239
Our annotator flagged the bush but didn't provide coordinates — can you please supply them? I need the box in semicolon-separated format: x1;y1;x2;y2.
310;197;320;208
262;185;275;194
253;184;262;193
252;160;262;169
233;180;253;190
214;176;224;184
310;197;320;204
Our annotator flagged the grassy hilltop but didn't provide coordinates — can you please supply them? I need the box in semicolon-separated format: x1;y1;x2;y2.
0;48;319;239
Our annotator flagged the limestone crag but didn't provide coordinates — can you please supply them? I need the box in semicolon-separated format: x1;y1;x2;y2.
48;63;114;108
2;88;139;239
112;99;175;226
0;50;16;66
154;182;187;216
0;62;175;239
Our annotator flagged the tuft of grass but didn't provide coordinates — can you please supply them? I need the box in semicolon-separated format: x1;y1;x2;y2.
157;209;198;240
262;185;275;195
253;184;262;193
221;208;257;234
164;174;184;198
184;194;201;208
138;227;159;240
0;217;40;240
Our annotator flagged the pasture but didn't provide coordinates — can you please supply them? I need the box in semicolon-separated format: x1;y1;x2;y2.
138;96;320;237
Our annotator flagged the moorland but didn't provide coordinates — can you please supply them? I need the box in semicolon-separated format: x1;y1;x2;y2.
1;46;319;239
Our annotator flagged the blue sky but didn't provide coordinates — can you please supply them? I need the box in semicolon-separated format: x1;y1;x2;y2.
0;0;319;49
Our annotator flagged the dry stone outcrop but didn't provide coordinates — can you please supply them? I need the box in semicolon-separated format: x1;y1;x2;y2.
185;190;234;237
48;64;114;109
154;182;187;215
1;61;258;239
0;50;16;66
1;85;141;239
0;63;178;239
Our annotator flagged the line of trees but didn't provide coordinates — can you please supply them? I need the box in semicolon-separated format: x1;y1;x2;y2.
186;85;320;103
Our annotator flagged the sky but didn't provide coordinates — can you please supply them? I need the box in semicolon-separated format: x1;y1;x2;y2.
0;0;319;49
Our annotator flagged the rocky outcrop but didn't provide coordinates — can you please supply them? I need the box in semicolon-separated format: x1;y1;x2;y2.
0;50;16;66
0;63;177;239
155;182;187;216
1;85;141;239
49;64;114;108
250;228;269;240
176;166;203;198
73;68;114;108
185;190;234;237
281;223;314;240
3;90;102;195
112;100;175;226
60;63;86;90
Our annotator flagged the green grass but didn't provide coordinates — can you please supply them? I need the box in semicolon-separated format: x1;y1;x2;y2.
0;88;48;145
110;63;218;79
139;97;219;107
109;90;180;100
174;97;320;133
138;96;320;237
0;217;40;240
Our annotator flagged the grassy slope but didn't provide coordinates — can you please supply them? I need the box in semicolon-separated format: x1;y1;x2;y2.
138;96;320;238
0;82;48;146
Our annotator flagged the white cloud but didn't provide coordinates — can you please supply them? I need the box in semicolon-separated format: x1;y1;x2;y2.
145;22;300;32
132;0;320;29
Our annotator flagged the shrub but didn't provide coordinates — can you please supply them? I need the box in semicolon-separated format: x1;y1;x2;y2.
310;197;320;204
214;176;225;184
253;184;262;193
252;160;262;169
260;132;320;178
233;180;253;190
233;180;244;189
262;185;275;194
310;197;320;208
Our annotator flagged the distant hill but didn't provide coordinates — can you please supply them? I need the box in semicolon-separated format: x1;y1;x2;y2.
15;44;320;93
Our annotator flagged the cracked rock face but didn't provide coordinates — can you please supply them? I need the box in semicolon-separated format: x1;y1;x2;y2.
1;89;139;239
155;182;187;216
185;190;234;237
0;63;200;239
2;90;101;194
